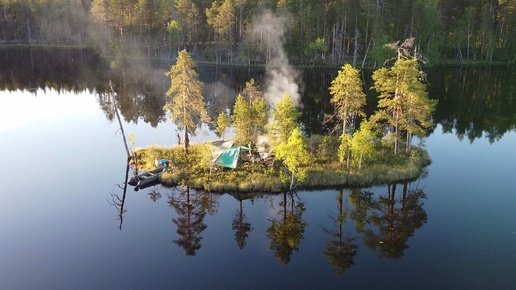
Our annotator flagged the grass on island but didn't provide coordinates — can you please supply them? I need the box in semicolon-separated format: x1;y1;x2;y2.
132;136;431;193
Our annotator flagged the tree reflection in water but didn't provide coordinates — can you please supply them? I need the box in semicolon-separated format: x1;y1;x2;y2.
167;187;208;256
266;191;307;265
148;189;162;202
351;181;427;259
107;162;130;231
323;189;358;275
231;193;253;250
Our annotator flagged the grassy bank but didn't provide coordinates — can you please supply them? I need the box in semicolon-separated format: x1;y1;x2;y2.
132;140;431;193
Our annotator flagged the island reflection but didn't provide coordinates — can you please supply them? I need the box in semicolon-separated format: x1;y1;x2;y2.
122;180;427;273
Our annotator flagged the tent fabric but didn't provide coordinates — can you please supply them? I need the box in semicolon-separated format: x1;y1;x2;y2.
214;146;250;169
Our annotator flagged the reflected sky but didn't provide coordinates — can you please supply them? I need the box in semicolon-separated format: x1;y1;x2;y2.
0;89;97;133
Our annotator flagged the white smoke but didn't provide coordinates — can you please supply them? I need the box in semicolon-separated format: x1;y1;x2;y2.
250;10;302;108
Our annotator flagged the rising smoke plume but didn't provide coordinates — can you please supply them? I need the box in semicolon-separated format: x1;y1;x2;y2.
250;10;302;108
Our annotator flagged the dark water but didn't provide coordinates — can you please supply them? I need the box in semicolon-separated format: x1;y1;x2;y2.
1;49;515;289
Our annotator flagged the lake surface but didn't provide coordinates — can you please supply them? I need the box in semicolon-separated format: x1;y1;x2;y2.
1;49;515;289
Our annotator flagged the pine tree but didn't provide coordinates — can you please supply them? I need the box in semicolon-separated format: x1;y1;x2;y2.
372;59;436;154
269;93;302;147
242;79;268;142
215;111;230;140
231;94;252;145
163;50;211;154
329;63;367;167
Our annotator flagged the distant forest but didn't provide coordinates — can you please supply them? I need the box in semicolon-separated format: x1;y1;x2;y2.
1;0;515;66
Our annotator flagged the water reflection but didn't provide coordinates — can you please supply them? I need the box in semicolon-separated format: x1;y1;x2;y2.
266;191;307;265
231;193;253;250
2;48;515;143
111;181;427;272
353;182;427;259
428;65;516;143
323;189;358;275
167;187;208;256
107;163;130;230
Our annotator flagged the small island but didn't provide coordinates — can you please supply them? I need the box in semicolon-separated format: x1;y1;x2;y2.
133;141;431;193
130;45;435;193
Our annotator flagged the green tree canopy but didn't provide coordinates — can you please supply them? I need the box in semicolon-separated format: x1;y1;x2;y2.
371;59;436;154
164;49;211;154
269;93;302;147
350;119;376;168
215;111;230;140
231;94;252;145
329;64;367;135
275;127;310;190
242;79;268;142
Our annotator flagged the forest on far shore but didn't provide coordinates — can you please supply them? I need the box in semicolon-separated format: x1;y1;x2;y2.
1;0;515;66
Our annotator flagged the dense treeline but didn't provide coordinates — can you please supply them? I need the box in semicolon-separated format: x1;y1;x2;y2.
1;0;515;64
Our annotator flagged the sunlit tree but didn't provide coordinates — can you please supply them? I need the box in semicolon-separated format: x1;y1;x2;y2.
329;64;366;135
275;128;310;190
269;93;302;147
215;111;230;140
330;64;366;167
231;94;252;145
350;119;376;168
241;79;268;143
164;50;211;154
372;58;436;154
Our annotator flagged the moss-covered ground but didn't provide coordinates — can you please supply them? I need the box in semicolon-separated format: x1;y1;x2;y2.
132;137;431;193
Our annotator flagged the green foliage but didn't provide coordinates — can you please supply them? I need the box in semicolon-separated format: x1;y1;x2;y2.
412;0;442;61
231;94;252;145
305;37;328;65
2;0;516;63
329;64;366;135
167;20;181;45
215;111;229;140
269;93;302;147
372;59;436;154
242;79;268;142
369;35;397;67
129;132;136;150
338;134;351;165
135;140;430;193
275;128;310;188
350;120;376;168
163;50;211;153
230;79;268;145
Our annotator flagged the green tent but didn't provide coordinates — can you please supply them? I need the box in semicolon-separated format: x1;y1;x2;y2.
214;146;250;169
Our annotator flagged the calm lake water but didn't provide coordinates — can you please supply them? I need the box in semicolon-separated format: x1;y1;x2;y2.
1;49;515;289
